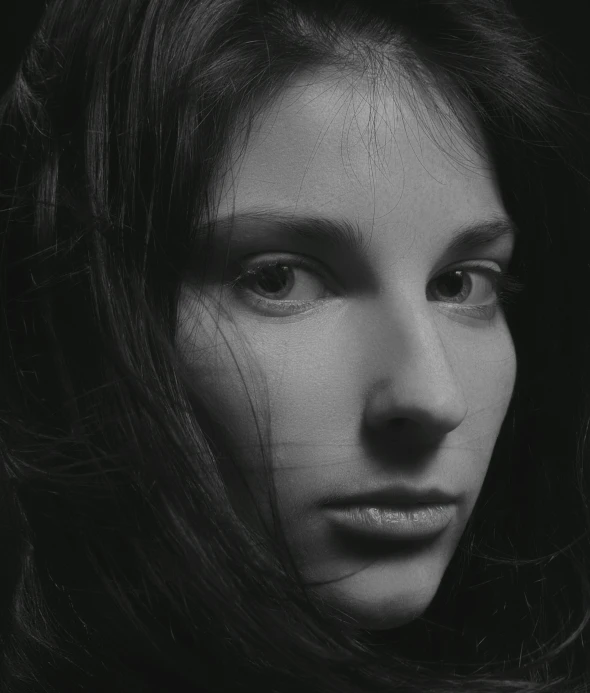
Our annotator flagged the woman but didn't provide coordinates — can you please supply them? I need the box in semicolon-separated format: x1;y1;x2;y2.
1;0;589;691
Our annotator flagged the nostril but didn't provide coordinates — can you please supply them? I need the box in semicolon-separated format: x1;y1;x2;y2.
387;418;438;441
388;418;411;431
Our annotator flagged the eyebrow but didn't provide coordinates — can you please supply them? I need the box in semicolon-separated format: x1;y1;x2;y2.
210;208;370;254
445;217;518;254
210;208;517;257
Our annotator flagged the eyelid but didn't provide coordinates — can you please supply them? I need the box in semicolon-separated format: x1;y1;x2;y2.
432;258;504;278
228;251;340;292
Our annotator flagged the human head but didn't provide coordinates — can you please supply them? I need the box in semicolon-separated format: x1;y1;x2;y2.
177;63;518;630
1;0;588;691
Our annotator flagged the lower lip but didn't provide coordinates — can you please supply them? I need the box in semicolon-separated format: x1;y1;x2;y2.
325;504;455;540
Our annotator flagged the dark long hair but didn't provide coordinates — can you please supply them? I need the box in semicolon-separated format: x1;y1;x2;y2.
1;1;589;691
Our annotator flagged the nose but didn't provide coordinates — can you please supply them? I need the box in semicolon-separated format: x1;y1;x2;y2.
362;300;468;437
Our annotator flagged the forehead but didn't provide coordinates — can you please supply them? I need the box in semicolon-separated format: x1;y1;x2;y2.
214;69;504;256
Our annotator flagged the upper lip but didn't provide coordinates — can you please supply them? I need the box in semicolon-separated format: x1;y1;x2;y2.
324;485;458;508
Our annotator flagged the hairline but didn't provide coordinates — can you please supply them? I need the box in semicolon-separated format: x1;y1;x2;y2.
208;42;491;226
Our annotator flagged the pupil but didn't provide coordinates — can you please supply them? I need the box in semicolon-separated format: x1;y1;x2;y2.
256;265;291;294
437;271;464;298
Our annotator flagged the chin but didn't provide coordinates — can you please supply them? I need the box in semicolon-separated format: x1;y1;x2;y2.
349;596;433;630
342;585;438;631
311;553;446;631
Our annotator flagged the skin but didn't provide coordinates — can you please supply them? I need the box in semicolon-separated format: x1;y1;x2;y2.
177;68;517;630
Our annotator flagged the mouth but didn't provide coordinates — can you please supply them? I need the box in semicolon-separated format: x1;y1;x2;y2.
323;486;459;541
324;503;455;540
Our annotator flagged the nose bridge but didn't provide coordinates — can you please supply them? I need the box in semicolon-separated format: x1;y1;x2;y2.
362;293;468;433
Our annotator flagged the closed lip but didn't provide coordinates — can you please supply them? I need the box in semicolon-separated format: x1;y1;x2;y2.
324;485;459;509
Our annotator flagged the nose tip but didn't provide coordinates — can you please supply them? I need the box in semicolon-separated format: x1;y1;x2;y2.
363;377;468;435
361;309;469;436
358;294;470;437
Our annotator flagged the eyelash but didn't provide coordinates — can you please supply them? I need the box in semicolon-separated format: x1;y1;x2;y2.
446;269;524;320
227;255;524;319
227;256;327;314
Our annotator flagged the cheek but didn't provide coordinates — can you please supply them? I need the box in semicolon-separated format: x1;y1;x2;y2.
176;295;358;496
450;325;517;495
177;292;267;454
460;326;517;428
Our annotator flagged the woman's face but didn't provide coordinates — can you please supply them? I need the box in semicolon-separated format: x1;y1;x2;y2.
178;70;517;630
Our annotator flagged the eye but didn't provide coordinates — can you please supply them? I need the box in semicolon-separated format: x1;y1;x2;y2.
427;264;524;321
229;255;334;315
428;268;499;306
